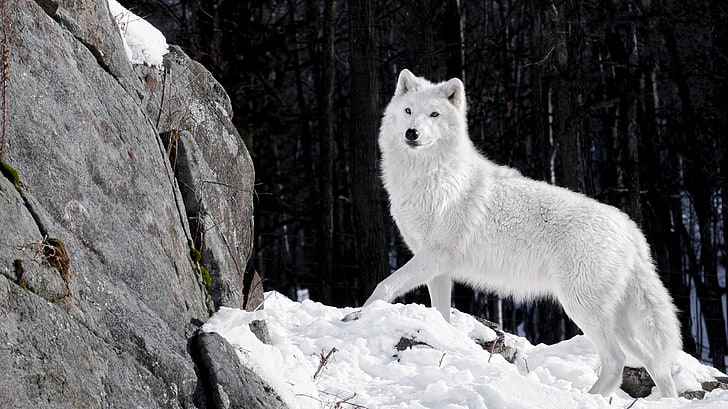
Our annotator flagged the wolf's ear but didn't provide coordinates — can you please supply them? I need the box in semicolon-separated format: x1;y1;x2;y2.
441;78;465;109
395;69;418;97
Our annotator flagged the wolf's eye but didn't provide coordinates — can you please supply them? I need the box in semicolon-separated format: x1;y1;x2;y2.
405;108;411;115
430;112;439;117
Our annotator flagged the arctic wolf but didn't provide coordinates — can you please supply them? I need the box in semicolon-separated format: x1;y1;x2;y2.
346;69;682;398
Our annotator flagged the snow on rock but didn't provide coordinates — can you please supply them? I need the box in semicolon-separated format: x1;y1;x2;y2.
107;0;168;66
203;292;728;409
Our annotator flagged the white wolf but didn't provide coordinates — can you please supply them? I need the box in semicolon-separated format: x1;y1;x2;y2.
345;69;682;398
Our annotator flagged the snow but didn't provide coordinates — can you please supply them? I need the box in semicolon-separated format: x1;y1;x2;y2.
203;292;728;409
107;0;168;67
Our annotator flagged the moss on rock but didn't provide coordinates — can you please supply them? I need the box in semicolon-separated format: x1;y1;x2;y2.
0;162;20;189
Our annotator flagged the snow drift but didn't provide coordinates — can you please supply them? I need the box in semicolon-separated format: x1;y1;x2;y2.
204;292;728;409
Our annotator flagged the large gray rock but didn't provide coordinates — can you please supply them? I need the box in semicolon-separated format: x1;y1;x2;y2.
136;46;255;310
190;332;288;409
0;0;268;407
0;276;181;408
0;174;69;302
35;0;134;79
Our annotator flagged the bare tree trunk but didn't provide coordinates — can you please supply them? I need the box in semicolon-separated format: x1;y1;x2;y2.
444;0;465;81
528;0;551;182
665;190;698;353
348;0;389;301
645;182;696;354
402;0;435;75
551;0;587;195
688;184;727;372
320;0;337;304
611;15;643;225
712;0;728;369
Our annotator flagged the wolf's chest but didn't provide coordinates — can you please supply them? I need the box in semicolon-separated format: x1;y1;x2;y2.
387;183;470;250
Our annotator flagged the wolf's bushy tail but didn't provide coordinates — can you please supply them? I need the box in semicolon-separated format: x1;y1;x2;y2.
624;231;682;351
632;258;682;354
620;256;681;397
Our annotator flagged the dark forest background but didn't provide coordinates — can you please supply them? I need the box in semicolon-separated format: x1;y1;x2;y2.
123;0;727;371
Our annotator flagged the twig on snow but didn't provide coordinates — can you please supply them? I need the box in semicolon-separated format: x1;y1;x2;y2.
313;347;338;380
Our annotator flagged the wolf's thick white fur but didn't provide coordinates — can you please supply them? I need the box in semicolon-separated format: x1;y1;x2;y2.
363;69;682;398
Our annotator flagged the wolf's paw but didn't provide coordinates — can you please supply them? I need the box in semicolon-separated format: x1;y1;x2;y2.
341;310;361;322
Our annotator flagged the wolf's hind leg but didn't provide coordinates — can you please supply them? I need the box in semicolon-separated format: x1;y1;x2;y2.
586;334;626;396
427;274;452;322
644;359;677;398
363;249;447;308
562;298;626;396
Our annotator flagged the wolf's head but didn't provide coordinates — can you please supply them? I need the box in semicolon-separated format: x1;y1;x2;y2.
379;69;467;154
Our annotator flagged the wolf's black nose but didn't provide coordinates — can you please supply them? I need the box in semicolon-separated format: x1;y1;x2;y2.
405;128;419;141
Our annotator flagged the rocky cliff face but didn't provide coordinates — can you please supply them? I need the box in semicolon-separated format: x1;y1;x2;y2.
0;1;276;407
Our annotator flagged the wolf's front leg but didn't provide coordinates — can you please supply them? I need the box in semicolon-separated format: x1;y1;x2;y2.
342;249;447;322
427;275;453;322
363;249;447;307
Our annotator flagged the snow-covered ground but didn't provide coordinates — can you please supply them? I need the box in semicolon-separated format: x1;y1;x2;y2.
108;0;168;66
204;292;728;409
